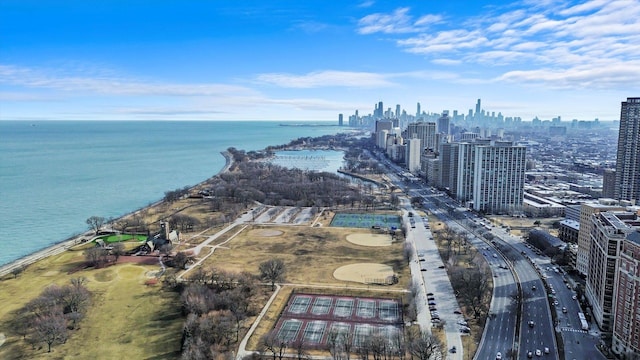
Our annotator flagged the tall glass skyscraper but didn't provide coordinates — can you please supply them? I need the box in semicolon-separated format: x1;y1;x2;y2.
614;97;640;204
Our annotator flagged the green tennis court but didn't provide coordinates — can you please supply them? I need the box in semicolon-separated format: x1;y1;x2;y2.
329;213;401;229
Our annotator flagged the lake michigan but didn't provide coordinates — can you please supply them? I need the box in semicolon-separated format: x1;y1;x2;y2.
0;120;347;267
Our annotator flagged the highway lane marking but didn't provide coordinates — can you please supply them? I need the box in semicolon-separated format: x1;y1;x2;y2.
560;327;587;333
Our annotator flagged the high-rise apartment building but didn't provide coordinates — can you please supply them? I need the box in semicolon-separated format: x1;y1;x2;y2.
438;142;459;194
576;201;625;276
612;230;640;357
586;211;637;333
472;141;526;214
615;97;640;204
407;122;437;152
405;138;422;173
456;141;480;203
603;169;616;199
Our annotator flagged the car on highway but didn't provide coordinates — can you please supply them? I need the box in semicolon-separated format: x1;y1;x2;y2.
528;320;535;327
535;349;542;356
496;352;502;359
562;306;567;313
451;346;456;353
527;351;533;358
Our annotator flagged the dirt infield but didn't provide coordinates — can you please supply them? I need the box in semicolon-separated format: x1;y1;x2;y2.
248;229;284;237
345;233;393;247
333;263;395;284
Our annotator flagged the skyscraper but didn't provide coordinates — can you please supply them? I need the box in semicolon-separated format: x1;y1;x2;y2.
472;141;526;214
612;230;640;357
416;102;421;118
437;111;450;135
614;97;640;204
407;122;436;152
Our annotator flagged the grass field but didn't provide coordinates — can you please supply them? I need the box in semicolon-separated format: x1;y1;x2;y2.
197;224;408;288
0;245;182;359
194;223;409;353
97;234;148;243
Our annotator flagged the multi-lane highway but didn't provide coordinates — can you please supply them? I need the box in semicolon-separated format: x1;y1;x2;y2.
376;152;604;360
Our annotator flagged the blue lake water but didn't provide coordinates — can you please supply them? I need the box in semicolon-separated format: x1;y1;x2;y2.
0;121;348;266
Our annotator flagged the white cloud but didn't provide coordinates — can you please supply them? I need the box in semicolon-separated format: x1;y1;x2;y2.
357;7;441;34
0;64;257;97
358;1;640;90
255;70;394;88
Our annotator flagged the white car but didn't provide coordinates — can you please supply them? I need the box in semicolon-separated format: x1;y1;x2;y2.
535;349;542;356
496;352;502;359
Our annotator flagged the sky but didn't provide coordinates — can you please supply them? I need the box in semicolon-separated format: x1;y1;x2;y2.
1;0;639;121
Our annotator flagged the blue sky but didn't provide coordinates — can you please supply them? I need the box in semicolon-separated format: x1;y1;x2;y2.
1;0;639;121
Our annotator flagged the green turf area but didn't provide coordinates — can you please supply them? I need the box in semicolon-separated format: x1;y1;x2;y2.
330;213;401;229
97;234;148;243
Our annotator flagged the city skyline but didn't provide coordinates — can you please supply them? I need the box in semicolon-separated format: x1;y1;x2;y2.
1;0;639;121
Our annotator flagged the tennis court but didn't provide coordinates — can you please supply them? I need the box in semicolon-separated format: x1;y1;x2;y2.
272;293;403;349
330;213;401;229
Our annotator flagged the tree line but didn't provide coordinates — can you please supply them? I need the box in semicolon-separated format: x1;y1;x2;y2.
176;258;286;359
11;278;91;353
258;326;443;360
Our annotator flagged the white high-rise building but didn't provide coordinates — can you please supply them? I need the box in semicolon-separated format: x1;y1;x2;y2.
407;122;436;152
575;201;625;276
405;138;422;173
472;141;526;214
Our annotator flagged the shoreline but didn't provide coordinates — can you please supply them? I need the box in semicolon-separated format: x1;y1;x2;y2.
0;150;233;278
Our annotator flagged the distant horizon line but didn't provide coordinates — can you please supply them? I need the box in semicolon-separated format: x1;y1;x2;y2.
0;118;619;123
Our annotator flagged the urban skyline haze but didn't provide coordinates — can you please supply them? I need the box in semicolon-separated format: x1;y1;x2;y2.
1;0;639;121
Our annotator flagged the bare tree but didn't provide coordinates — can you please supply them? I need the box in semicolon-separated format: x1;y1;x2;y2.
11;265;25;278
86;216;106;235
112;218;130;234
403;243;414;264
85;247;108;267
290;338;310;360
31;312;68;352
407;331;442;360
259;259;286;291
111;242;126;262
172;251;193;269
262;331;289;360
451;266;489;318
